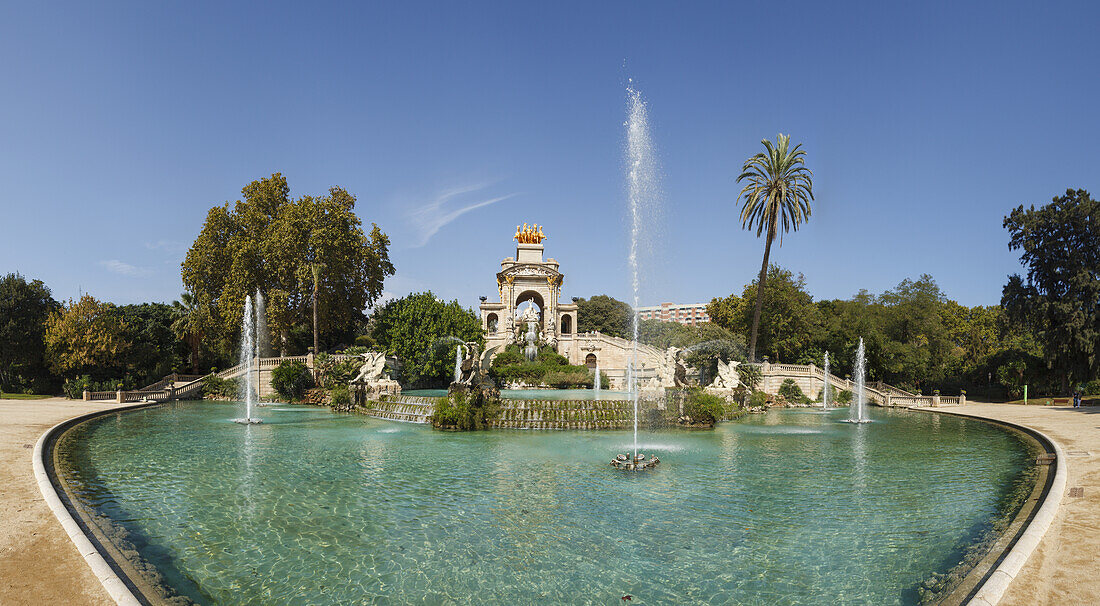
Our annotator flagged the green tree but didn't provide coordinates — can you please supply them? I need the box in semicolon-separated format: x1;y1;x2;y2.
736;134;814;361
1003;188;1100;392
171;292;211;373
576;295;633;338
116;303;184;387
711;266;820;364
369;292;483;387
44;295;130;382
181;174;394;362
0;273;61;392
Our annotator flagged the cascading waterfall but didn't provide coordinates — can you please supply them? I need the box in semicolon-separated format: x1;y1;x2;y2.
235;295;262;424
822;351;830;410
848;338;869;423
255;288;270;358
625;82;657;463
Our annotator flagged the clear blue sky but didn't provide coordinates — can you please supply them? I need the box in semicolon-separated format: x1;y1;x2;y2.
2;2;1097;310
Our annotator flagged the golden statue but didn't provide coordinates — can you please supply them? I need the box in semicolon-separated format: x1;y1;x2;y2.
513;222;546;244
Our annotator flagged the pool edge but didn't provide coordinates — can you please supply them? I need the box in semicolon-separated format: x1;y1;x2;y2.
33;402;160;606
907;406;1066;606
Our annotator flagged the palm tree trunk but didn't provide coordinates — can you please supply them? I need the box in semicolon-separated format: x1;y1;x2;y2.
747;232;775;362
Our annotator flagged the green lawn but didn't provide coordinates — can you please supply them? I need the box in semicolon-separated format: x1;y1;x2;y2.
0;392;53;400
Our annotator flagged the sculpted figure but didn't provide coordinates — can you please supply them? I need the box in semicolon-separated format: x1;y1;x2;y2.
352;351;387;384
709;359;741;390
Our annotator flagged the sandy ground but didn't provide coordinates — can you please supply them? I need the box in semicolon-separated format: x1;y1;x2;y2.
0;398;125;606
1;398;1096;605
914;402;1100;606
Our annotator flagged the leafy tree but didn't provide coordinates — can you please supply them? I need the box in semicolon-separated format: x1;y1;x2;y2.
44;296;129;382
181;173;394;361
736;134;814;361
116;303;185;387
0;273;60;392
171;292;211;373
1003;189;1100;393
369;292;482;387
638;319;741;350
576;294;633;338
709;265;821;364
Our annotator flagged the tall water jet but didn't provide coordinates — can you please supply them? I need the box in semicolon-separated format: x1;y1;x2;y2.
625;82;658;463
454;344;464;384
255;288;270;358
594;361;601;393
848;338;869;423
235;295;262;424
822;351;830;410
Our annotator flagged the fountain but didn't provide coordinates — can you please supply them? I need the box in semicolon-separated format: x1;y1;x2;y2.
453;344;464;384
624;82;658;466
594;361;601;393
847;338;870;423
255;288;270;358
822;351;830;410
522;308;539;362
234;295;262;424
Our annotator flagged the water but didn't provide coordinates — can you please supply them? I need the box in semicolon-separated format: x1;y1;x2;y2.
849;338;869;423
524;321;537;361
823;351;830;410
235;296;261;424
626;83;658;460
255;289;270;358
453;345;462;384
57;403;1038;604
594;361;601;393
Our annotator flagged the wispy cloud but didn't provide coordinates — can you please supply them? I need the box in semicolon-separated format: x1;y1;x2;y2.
99;259;152;277
407;184;516;247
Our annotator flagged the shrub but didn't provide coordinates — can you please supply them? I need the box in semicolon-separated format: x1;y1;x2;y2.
271;360;313;401
1082;380;1100;396
684;390;724;425
778;379;811;404
431;388;500;430
63;375;121;399
330;384;352;410
737;364;763;391
315;353;361;388
836;389;853;405
748;390;768;407
201;375;239;399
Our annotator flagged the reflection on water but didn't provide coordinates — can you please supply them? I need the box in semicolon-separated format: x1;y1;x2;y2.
58;402;1034;605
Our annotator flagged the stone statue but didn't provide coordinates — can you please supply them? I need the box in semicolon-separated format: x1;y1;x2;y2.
352;351;387;384
521;303;540;324
709;359;741;390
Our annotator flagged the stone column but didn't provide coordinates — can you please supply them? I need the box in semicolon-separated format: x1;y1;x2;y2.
116;389;124;404
82;389;90;401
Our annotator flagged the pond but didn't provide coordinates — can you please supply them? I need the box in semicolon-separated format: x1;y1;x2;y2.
56;401;1037;605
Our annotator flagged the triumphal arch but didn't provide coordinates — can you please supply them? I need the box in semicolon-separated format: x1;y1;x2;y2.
480;224;579;354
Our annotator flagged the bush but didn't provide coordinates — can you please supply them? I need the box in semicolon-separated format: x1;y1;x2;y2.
201;375;239;399
315;353;361;388
431;389;500;430
778;379;811;404
684;390;724;425
1082;380;1100;396
748;390;768;407
63;375;121;399
489;344;598;388
330;384;352;410
271;361;313;401
837;389;853;404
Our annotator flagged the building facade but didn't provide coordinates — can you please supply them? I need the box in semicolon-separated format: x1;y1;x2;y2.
636;302;711;325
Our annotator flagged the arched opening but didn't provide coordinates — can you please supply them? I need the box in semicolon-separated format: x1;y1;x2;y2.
560;314;572;335
585;353;597;369
486;313;499;334
513;290;546;331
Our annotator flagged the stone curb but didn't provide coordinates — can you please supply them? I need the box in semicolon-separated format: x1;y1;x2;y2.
32;404;153;606
913;407;1067;606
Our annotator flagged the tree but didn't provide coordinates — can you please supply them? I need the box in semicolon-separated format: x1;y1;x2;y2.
576;295;633;338
171;292;211;373
116;303;184;387
1002;188;1100;392
709;266;821;364
44;295;129;381
369;292;483;387
0;273;60;392
181;174;394;361
736;134;814;361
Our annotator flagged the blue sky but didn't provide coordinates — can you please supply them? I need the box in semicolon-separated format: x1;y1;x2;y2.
2;2;1098;310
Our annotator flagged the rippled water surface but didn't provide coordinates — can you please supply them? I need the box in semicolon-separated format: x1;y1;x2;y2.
58;402;1035;605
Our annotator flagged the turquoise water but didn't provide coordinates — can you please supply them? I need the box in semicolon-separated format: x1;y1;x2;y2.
57;402;1035;605
406;388;632;400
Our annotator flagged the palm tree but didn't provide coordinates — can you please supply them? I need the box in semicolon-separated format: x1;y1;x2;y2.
737;133;814;362
171;293;205;373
